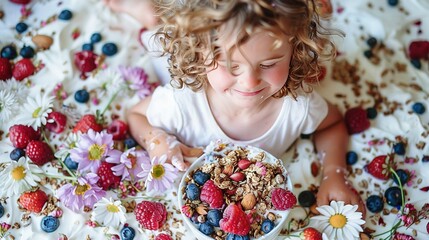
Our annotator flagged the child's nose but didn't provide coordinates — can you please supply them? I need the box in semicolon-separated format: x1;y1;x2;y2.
239;69;261;89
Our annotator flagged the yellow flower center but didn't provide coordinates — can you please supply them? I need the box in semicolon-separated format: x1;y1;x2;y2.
11;166;26;180
106;204;119;213
329;214;347;228
151;164;165;179
75;183;91;195
32;107;42;118
88;144;106;161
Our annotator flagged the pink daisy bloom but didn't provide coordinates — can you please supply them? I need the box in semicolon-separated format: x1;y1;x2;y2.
70;129;115;173
118;65;155;99
56;173;106;212
137;155;179;192
106;147;151;182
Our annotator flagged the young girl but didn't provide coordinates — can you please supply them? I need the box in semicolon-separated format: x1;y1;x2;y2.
127;0;365;216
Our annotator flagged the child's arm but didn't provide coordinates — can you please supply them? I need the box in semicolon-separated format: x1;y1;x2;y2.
313;102;366;217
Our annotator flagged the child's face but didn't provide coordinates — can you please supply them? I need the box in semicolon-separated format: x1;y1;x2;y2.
207;31;293;108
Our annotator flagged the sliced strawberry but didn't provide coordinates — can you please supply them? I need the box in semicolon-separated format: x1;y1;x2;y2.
26;140;54;166
107;119;129;140
73;114;103;133
219;203;250;236
364;155;395;180
12;58;36;81
46;111;67;133
0;58;13;80
9;124;40;149
97;161;121;190
344;106;371;134
18;189;48;213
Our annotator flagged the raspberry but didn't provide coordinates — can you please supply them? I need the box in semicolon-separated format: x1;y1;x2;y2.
271;188;297;210
97;161;121;190
0;58;13;80
9;124;40;149
134;200;167;230
74;50;98;73
219;203;250;236
107;119;128;140
408;40;429;59
46;111;67;133
155;233;172;240
26;140;54;166
344;106;370;134
200;180;224;208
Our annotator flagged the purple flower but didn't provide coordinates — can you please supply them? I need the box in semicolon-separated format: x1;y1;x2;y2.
106;147;151;181
56;173;106;212
137;155;179;192
70;129;115;173
118;65;154;99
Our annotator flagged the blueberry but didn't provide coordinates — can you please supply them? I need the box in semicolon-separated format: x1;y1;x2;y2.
412;102;426;114
58;9;73;20
74;89;90;103
261;219;275;234
226;234;250;240
16;22;28;33
82;43;94;51
346;151;358;165
410;59;421;69
0;203;4;218
102;42;118;56
206;209;222;227
185;183;200;201
392;169;409;186
198;222;214;236
10;148;25;161
124;137;138;149
363;49;373;58
384;186;403;207
1;45;18;59
193;170;210;186
366;195;384;213
298;190;316;207
387;0;399;6
120;226;136;240
393;142;406;155
366;107;378;119
423;155;429;163
64;155;79;170
40;216;60;233
366;37;377;48
19;46;35;58
90;33;102;44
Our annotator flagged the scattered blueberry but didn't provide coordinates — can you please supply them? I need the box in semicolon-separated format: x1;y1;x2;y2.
58;9;73;20
102;42;118;56
19;46;35;58
120;226;136;240
74;89;90;103
90;33;102;44
423;155;429;163
366;107;378;119
298;190;316;207
387;0;399;6
0;203;4;218
392;169;409;186
366;37;377;48
412;102;426;114
40;216;60;233
82;43;94;51
226;234;250;240
363;49;373;58
124;137;138;149
261;219;275;234
193;170;210;186
393;142;406;155
366;195;384;213
1;45;18;59
206;209;222;227
16;22;28;33
346;151;358;165
199;222;214;235
410;59;421;69
185;183;200;201
385;186;403;207
10;148;25;161
64;155;79;170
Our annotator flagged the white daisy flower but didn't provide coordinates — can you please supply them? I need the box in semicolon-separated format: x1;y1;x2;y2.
0;90;19;123
0;157;44;197
54;132;80;160
91;197;127;229
91;68;126;98
17;92;55;130
0;79;29;104
310;201;365;240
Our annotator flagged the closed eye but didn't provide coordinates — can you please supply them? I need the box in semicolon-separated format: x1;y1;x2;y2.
260;63;276;69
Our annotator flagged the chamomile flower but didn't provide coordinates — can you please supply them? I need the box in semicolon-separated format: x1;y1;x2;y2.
310;201;365;240
17;92;54;130
0;79;29;104
0;158;43;197
91;197;126;229
0;90;19;123
92;68;125;98
55;132;80;160
137;155;179;192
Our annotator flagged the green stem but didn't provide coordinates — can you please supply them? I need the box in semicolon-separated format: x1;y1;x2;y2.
100;89;120;116
57;154;77;179
390;168;405;212
44;172;77;182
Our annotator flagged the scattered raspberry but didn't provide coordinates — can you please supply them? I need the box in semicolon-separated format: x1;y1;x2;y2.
271;188;297;210
155;233;173;240
300;227;323;240
18;189;48;213
134;200;167;230
219;203;250;236
46;111;67;133
107;119;128;140
200;180;224;209
73;114;103;133
364;155;395;180
74;50;98;73
9;124;40;149
0;58;13;80
26;140;54;166
344;106;370;134
12;58;36;81
97;161;121;190
408;40;429;59
181;205;194;218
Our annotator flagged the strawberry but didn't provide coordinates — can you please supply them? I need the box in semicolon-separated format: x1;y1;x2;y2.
9;124;40;148
12;58;36;81
344;106;370;134
73;114;103;133
155;233;173;240
74;50;98;73
107;119;128;140
300;227;323;240
0;58;13;80
219;203;250;236
200;180;224;209
271;188;297;210
364;155;395;180
26;140;54;166
97;161;121;190
9;0;32;4
134;200;167;230
18;189;48;213
46;111;67;133
408;40;429;59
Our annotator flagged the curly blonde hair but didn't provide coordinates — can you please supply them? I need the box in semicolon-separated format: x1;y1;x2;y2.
154;0;342;98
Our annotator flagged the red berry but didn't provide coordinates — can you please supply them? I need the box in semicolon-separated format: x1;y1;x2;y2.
134;201;167;230
46;111;67;133
74;51;98;73
408;40;429;59
26;140;54;166
344;107;370;134
200;180;224;208
73;114;103;133
219;203;251;236
9;0;32;4
271;188;297;210
12;58;36;81
107;119;128;140
0;58;13;80
9;124;40;148
155;233;172;240
18;189;49;213
300;227;323;240
364;155;395;180
97;161;121;190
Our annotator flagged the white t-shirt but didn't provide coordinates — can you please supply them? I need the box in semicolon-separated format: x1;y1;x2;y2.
146;86;328;158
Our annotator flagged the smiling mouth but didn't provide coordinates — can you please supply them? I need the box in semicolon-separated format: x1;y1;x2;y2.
234;89;264;97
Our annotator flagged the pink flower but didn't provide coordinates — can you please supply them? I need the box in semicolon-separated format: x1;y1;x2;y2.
118;66;154;99
393;232;415;240
106;147;150;181
137;155;179;192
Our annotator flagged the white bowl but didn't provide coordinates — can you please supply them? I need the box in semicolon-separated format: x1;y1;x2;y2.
178;142;294;240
